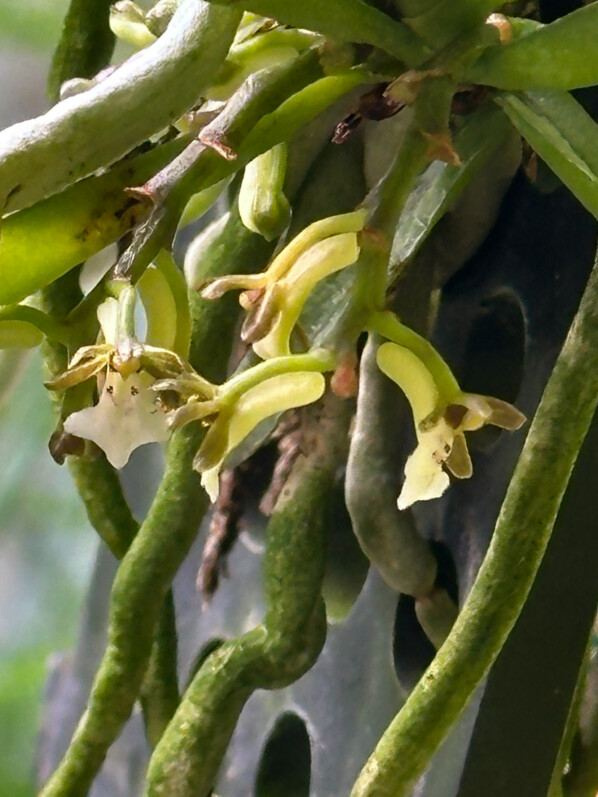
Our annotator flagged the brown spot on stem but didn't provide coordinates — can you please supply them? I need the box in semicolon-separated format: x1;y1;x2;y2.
197;132;237;161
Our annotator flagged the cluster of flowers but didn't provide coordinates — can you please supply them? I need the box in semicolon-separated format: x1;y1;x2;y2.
50;210;524;508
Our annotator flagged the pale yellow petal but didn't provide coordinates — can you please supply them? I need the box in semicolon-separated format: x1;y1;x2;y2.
226;371;325;454
64;370;169;468
97;298;119;345
201;468;221;503
398;443;450;510
377;342;439;424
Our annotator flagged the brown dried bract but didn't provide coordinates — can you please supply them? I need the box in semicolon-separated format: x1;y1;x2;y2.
197;131;237;161
198;467;244;602
333;83;404;144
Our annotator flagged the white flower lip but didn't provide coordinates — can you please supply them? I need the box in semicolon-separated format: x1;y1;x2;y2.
64;370;169;469
375;340;526;510
56;295;187;468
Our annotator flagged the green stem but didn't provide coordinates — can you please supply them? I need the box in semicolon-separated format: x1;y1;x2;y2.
140;593;181;750
40;426;208;797
351;245;598;795
0;1;242;213
220;349;336;403
69;454;180;749
340;117;431;341
68;456;138;559
365;121;430;237
48;0;115;101
0;306;71;345
367;310;460;398
549;631;592;797
145;394;351;796
563;619;598;797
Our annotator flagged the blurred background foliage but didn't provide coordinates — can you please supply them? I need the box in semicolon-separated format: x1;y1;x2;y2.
0;3;97;794
0;1;68;51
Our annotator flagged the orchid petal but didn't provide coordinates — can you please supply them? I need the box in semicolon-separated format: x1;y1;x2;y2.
445;432;473;479
377;341;439;424
97;298;119;345
483;395;527;430
398;441;450;510
196;371;325;501
64;370;169;468
46;356;107;391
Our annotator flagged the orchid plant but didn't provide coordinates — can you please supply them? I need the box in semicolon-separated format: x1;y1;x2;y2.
3;0;598;795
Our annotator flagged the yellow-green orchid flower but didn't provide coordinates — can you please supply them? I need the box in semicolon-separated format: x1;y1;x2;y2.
201;210;366;359
154;351;333;500
47;289;191;468
376;341;525;510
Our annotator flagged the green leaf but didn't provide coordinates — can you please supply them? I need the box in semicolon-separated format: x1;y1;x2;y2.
495;91;598;219
400;0;501;49
205;0;430;65
48;0;115;101
0;138;187;306
391;103;518;275
466;4;598;90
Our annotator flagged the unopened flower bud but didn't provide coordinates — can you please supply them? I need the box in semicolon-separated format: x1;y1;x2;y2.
110;1;156;48
145;0;179;36
239;143;292;241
